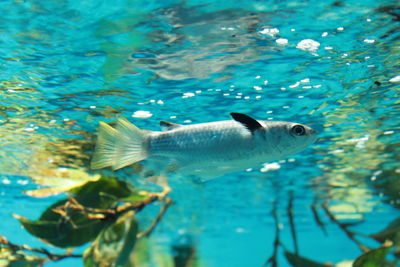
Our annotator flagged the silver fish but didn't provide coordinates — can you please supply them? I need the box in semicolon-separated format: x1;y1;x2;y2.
91;112;317;178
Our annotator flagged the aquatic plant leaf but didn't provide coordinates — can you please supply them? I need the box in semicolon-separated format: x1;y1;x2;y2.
24;187;76;198
24;168;101;197
115;217;138;266
353;242;392;267
119;193;151;204
16;176;161;249
0;246;46;267
83;211;138;267
16;177;135;248
14;214;111;248
284;251;333;267
70;176;133;208
370;217;400;245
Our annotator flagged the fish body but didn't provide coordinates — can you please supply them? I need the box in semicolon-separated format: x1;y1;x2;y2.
91;113;317;178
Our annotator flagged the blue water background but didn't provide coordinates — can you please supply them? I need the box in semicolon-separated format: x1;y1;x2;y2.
0;0;399;266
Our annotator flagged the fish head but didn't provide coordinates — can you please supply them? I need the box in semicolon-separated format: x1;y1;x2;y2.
262;121;318;157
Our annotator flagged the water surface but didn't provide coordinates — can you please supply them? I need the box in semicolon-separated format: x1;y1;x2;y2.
0;0;399;266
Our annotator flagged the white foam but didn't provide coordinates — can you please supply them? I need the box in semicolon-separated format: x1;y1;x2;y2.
182;92;195;98
364;39;375;44
260;162;281;172
276;38;288;45
132;110;153;119
259;28;280;37
296;39;320;52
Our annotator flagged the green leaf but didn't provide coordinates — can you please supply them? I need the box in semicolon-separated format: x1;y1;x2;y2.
24;168;101;198
353;243;392;267
83;211;138;267
284;251;333;267
16;176;133;248
115;215;139;266
15;214;111;248
119;193;151;204
70;176;133;208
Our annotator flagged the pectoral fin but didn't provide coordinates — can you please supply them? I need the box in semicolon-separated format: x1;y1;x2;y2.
178;163;241;183
230;112;263;133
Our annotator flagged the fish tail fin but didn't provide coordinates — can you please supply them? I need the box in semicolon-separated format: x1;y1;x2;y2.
113;118;148;170
91;118;148;170
91;122;118;169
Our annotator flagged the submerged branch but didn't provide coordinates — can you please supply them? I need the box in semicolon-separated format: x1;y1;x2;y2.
322;202;369;253
311;202;328;236
53;186;172;221
263;200;280;267
137;197;172;238
287;190;299;255
0;235;82;261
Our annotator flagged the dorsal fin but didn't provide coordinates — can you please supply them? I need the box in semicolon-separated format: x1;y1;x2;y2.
160;121;183;131
230;112;263;133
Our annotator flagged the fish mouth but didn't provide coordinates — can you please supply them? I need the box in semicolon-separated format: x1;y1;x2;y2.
308;124;323;135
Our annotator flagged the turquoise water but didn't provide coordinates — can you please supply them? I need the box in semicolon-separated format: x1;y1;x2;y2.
0;0;399;266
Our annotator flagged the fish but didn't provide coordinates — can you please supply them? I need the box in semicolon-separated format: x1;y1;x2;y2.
90;112;317;179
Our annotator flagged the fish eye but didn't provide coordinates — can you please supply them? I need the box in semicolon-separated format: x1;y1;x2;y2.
291;125;306;136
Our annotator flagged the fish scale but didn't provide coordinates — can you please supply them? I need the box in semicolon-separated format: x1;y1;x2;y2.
149;121;253;161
